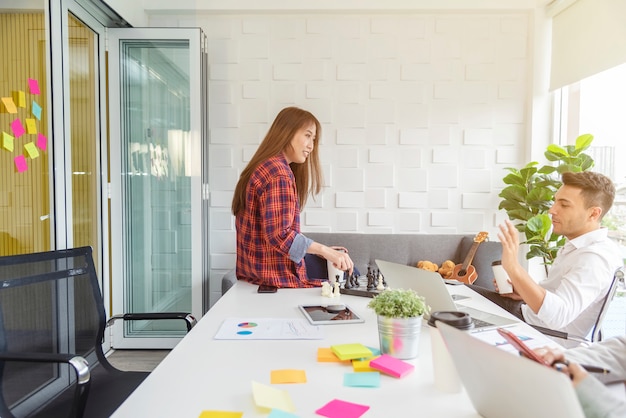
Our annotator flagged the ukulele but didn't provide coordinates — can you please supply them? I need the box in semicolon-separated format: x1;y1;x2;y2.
450;232;488;285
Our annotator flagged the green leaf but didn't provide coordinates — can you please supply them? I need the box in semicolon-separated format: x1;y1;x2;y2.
575;133;594;151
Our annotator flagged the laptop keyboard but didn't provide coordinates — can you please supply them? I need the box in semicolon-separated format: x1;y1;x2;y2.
471;317;494;328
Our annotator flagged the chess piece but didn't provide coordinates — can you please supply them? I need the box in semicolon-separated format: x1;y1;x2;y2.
321;282;332;297
333;281;341;297
376;272;385;291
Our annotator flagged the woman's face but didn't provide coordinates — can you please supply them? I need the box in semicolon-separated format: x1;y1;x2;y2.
283;122;316;164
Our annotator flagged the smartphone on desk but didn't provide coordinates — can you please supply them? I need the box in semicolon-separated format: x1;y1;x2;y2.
497;327;548;365
257;284;278;293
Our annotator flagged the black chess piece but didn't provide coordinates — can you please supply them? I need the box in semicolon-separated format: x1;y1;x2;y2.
343;275;352;289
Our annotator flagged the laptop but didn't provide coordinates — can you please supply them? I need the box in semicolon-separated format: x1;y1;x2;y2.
375;259;518;332
436;321;585;418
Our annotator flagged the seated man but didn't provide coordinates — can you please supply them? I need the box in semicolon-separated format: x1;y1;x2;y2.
470;171;622;339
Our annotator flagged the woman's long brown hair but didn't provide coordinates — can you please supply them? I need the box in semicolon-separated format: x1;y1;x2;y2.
231;107;323;215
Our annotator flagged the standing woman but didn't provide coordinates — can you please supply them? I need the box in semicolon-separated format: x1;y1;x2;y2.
231;107;354;288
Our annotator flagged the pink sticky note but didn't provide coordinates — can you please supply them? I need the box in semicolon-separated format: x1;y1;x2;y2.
11;119;25;137
369;354;414;378
14;155;27;173
37;133;47;151
315;399;370;418
28;78;40;95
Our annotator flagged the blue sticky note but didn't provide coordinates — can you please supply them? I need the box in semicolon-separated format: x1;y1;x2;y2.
269;409;300;418
32;101;42;120
366;346;381;356
344;371;380;388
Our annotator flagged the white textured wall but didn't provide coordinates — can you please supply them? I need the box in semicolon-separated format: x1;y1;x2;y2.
148;10;541;306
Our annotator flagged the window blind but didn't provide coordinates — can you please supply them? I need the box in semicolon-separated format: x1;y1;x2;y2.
550;0;626;90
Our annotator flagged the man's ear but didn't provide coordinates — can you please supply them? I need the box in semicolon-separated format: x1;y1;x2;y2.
589;206;603;221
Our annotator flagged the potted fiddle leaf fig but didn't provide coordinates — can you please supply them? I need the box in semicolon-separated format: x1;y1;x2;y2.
498;133;595;269
368;288;429;359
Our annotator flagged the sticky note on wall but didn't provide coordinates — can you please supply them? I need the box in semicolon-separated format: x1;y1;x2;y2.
25;118;37;134
2;132;14;152
12;91;26;108
1;97;17;114
14;155;27;173
28;78;40;95
24;142;39;159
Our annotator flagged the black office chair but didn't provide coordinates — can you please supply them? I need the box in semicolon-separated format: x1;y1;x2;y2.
532;266;625;346
0;247;196;418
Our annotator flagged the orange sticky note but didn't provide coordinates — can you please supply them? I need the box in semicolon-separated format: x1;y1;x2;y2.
25;118;37;134
12;91;26;108
270;369;307;384
2;132;14;152
198;411;243;418
1;97;17;114
24;142;39;159
317;347;348;363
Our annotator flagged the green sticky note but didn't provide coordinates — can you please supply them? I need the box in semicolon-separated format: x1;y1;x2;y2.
2;132;14;152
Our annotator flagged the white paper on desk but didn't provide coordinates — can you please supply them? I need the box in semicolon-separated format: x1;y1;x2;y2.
471;328;559;355
214;317;325;340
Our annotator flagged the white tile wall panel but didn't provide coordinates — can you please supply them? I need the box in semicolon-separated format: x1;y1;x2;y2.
337;128;367;145
398;169;428;192
400;63;431;80
398;192;428;208
494;124;524;145
336;192;365;208
273;63;303;80
365;164;394;188
399;127;429;145
335;104;366;127
429;189;450;209
460;170;492;193
209;39;239;63
429;125;455;145
210;168;239;190
211;253;237;270
209;83;234;104
337;63;368;81
460;212;487;232
306;84;332;99
433;82;459;100
462;105;495;129
270;18;305;38
210;210;234;230
240;37;269;59
432;147;459;164
367;62;392;82
365;189;386;208
209;63;239;81
305;211;331;226
365;125;392;145
496;148;523;164
368;212;394;226
211;230;236;253
431;211;457;227
242;20;268;35
209;191;235;208
462;83;489;104
462;192;499;209
398;212;422;231
335;168;364;191
461;149;487;169
271;83;297;103
335;40;368;63
495;101;525;124
240;100;269;123
334;148;359;168
368;148;393;163
336;83;362;103
498;82;524;99
336;212;359;231
398;148;422;168
369;35;398;59
209;147;232;168
463;128;493;145
367;101;396;124
210;104;239;128
428;166;458;188
242;83;270;99
271;39;304;63
430;102;459;125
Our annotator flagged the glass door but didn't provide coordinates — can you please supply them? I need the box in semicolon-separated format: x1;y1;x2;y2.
108;28;207;348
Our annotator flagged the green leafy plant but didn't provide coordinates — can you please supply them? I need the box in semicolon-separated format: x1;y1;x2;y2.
498;133;595;267
367;288;429;318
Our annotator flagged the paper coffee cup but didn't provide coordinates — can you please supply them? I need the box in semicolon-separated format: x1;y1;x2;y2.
327;260;344;285
492;260;513;294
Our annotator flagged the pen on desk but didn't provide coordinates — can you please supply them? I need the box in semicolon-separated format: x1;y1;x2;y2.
553;361;610;374
580;364;611;374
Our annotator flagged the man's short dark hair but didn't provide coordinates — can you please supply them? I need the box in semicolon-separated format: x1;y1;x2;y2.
561;171;615;219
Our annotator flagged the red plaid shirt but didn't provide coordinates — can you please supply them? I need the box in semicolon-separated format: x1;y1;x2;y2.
235;154;323;288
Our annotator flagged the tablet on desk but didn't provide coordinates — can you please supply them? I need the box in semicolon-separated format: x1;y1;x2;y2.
298;304;365;325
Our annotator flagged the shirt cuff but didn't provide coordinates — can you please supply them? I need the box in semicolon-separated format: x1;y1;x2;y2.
289;233;312;263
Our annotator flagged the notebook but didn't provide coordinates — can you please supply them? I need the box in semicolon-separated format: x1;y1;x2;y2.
436;321;585;418
374;259;518;332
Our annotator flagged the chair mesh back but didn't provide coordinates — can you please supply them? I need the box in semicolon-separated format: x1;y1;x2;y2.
0;247;105;417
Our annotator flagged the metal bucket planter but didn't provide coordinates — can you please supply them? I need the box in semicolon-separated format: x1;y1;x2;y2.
377;314;423;359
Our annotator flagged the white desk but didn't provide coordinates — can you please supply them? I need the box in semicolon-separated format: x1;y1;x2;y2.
112;281;553;418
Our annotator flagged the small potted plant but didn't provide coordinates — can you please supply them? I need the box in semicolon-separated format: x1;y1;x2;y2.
368;288;430;359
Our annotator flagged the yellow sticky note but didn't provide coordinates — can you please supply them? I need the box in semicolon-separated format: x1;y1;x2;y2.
330;343;373;361
12;90;26;108
198;411;243;418
251;381;295;413
353;356;379;372
1;97;17;114
24;142;39;159
25;118;37;134
270;369;306;384
2;132;14;152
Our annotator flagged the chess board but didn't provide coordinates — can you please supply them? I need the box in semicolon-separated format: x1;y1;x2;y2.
339;274;386;298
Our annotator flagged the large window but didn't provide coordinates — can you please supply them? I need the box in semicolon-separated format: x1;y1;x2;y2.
557;63;626;338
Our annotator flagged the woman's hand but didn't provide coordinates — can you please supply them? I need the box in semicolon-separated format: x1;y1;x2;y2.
534;346;589;386
326;246;354;275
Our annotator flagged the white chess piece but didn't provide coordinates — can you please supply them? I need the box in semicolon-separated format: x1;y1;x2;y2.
321;282;332;297
333;281;341;298
377;273;385;291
